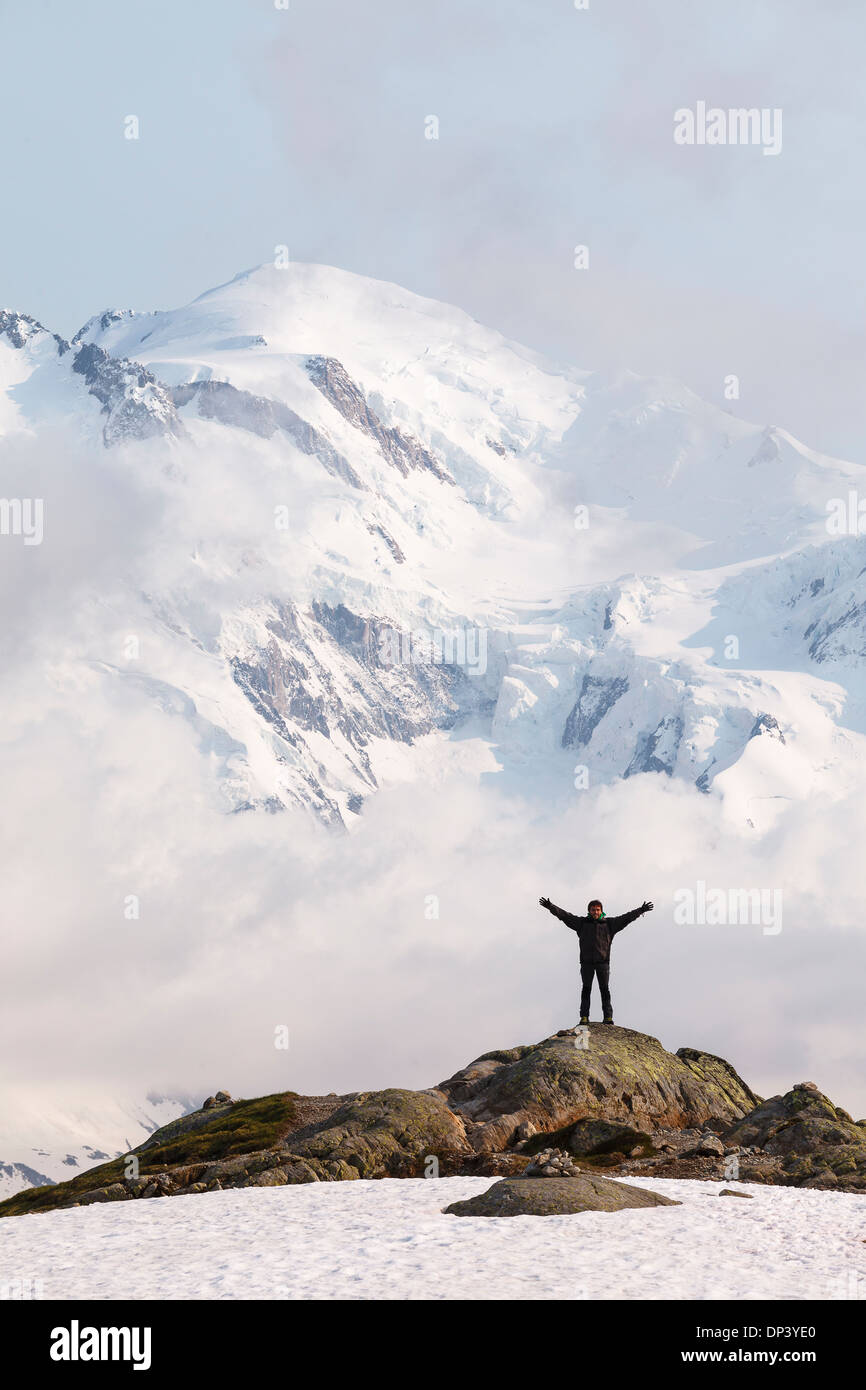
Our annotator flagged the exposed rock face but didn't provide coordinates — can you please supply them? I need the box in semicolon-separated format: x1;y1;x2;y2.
0;1160;55;1193
443;1175;681;1218
226;598;491;824
365;520;405;563
72;308;154;345
305;355;453;484
562;674;629;748
533;1117;657;1161
749;713;785;745
436;1027;761;1154
625;713;684;777
722;1083;866;1188
71;342;182;445
285;1089;470;1178
0;309;69;355
172;379;365;490
1;1029;862;1219
201;1091;232;1111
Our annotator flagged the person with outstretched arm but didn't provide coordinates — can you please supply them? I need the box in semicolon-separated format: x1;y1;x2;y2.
539;895;653;1026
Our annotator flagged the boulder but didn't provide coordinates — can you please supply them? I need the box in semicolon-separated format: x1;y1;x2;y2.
438;1031;759;1154
684;1133;725;1158
443;1175;682;1218
562;1118;656;1159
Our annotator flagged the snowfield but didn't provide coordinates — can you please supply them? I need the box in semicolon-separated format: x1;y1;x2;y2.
1;1177;864;1301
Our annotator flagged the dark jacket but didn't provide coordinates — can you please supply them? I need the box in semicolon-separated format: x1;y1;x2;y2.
542;900;649;964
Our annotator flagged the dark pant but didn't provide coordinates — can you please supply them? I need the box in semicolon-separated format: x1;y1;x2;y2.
580;962;612;1018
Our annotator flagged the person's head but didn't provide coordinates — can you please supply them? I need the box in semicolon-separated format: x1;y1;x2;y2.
588;900;604;919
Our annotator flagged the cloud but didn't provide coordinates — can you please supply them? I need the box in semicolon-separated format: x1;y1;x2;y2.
0;389;864;1130
2;634;864;1113
248;0;866;461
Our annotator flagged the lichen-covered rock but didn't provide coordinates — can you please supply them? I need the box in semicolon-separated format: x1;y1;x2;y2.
443;1175;682;1218
247;1169;289;1187
281;1158;325;1184
723;1084;866;1190
438;1029;760;1153
77;1183;128;1205
288;1088;470;1178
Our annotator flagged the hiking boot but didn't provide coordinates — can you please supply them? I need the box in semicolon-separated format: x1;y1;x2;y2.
579;1016;590;1025
603;1016;614;1025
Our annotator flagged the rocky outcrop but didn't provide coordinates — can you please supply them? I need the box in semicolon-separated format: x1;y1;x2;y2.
0;309;69;355
443;1174;681;1218
624;713;684;777
201;1090;232;1111
72;308;154;345
72;342;182;445
226;598;491;825
436;1026;761;1154
1;1029;862;1219
721;1082;866;1189
562;674;629;748
305;355;452;484
172;379;365;490
749;713;785;745
526;1117;657;1161
285;1089;470;1178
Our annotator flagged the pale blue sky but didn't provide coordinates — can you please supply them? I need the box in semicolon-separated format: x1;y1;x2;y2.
2;0;864;457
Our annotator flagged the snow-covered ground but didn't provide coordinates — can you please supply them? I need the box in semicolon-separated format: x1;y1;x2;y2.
1;1177;864;1301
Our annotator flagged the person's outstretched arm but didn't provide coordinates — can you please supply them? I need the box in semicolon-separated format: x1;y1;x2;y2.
539;896;581;931
609;900;654;934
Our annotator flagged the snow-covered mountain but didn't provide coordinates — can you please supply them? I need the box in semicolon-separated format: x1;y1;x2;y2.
4;262;865;832
0;1092;196;1203
3;260;866;1191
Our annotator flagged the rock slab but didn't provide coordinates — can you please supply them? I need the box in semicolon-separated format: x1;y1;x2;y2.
443;1174;682;1218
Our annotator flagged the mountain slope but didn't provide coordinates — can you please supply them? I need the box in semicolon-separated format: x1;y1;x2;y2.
4;260;864;830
